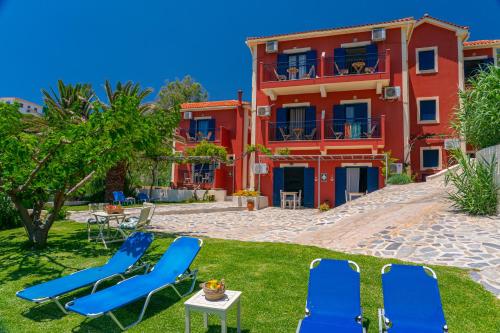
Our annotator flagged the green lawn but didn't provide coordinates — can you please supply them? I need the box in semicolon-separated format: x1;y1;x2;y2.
62;201;206;212
0;222;498;333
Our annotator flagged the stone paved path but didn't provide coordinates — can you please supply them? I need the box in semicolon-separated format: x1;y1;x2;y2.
70;177;499;297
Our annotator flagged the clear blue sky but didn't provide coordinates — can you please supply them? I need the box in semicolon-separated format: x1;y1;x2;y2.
1;0;499;104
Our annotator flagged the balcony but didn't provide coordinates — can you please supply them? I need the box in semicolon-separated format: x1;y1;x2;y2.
259;50;391;100
176;126;231;147
264;116;385;152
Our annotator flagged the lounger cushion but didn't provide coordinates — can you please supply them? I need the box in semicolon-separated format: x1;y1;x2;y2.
300;315;362;333
382;264;446;332
17;232;153;302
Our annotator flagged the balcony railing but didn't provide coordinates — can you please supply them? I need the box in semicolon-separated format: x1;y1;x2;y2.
260;52;387;82
324;118;382;140
177;127;225;143
268;120;320;142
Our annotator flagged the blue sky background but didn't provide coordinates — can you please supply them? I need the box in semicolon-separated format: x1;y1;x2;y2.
1;0;499;104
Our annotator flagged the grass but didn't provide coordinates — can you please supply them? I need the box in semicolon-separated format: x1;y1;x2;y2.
62;201;209;212
0;222;499;333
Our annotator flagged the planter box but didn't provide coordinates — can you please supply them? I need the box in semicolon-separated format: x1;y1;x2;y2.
232;196;269;210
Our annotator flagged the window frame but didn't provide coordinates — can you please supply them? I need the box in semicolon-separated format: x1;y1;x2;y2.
417;96;440;124
420;146;442;170
416;46;439;74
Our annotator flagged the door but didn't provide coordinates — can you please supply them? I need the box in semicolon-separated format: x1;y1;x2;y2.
367;167;379;193
335;167;347;206
273;168;284;207
303;168;315;208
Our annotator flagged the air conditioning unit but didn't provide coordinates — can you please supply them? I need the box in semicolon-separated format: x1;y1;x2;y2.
266;40;278;53
257;106;271;117
444;138;461;150
372;28;386;41
253;163;269;175
389;163;403;175
183;111;192;119
384;86;401;100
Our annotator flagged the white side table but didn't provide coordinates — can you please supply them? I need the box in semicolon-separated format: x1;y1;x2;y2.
184;289;241;333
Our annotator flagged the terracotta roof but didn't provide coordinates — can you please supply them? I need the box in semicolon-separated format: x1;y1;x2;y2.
418;14;468;30
181;100;247;110
464;39;500;47
246;17;414;42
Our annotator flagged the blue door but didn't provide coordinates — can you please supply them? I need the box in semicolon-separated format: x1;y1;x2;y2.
335;167;347;206
273;168;284;207
303;168;315;208
367;167;379;193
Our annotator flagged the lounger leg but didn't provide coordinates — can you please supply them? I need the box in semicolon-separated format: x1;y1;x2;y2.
52;297;69;314
91;274;126;294
296;319;303;333
378;308;386;333
171;269;198;298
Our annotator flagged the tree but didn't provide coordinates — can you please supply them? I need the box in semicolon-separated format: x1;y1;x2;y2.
0;82;153;247
102;81;154;201
156;75;208;110
454;65;500;150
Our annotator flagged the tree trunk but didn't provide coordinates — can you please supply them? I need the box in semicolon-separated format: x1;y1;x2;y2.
105;160;127;202
149;159;159;199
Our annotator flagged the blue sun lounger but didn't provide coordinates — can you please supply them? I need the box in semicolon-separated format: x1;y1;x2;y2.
379;264;448;333
16;232;153;314
65;236;203;330
297;259;364;333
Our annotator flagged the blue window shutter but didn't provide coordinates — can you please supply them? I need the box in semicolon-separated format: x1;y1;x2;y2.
423;149;439;168
306;50;317;77
277;53;289;76
334;48;346;74
418;50;435;71
335;168;347;206
303;168;315;208
419;100;437;121
189;119;196;137
354;103;368;135
273;168;284;207
333;105;346;135
365;44;378;68
305;106;316;137
276;108;288;141
208;119;216;141
367;167;379;193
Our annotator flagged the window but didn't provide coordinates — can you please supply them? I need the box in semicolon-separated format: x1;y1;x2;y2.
189;118;215;141
421;147;441;170
19;103;24;107
416;47;438;74
464;57;494;79
496;48;500;67
288;54;307;79
417;97;439;123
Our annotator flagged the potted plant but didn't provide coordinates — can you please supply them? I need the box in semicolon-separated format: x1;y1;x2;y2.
247;198;255;211
200;279;226;301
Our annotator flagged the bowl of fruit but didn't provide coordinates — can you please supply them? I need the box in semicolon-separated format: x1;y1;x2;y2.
200;279;225;301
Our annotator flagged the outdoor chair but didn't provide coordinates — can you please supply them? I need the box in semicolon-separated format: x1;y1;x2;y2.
205;131;213;141
301;65;316;79
118;203;156;238
305;128;317;140
65;237;203;331
278;127;291;141
274;68;287;81
363;124;377;138
297;259;364;333
364;59;379;74
87;203;108;241
16;232;153;314
186;131;196;142
137;192;149;203
113;191;135;206
335;62;349;76
378;264;448;333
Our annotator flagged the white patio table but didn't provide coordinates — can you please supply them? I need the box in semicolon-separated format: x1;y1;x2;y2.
91;212;129;249
184;289;241;333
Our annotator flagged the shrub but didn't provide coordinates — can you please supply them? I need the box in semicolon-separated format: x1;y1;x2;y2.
234;189;260;197
0;192;22;230
445;150;498;215
319;202;330;212
387;173;413;185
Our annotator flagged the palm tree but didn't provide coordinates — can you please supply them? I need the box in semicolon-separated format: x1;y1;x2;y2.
42;80;95;123
102;81;153;201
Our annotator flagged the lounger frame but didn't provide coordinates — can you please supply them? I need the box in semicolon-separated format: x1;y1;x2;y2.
377;264;447;333
67;237;203;331
296;258;365;333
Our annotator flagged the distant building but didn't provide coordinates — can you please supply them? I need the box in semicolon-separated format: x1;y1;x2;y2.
0;97;44;117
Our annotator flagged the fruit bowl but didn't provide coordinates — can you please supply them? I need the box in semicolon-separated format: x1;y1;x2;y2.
200;279;225;301
105;205;124;214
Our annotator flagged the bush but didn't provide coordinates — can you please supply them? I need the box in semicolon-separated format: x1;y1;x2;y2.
0;192;22;230
387;173;413;185
445;150;498;215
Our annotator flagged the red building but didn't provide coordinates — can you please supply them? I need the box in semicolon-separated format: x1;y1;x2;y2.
173;15;498;208
172;92;251;195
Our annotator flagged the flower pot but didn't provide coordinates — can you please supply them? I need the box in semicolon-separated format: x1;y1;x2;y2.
247;199;255;211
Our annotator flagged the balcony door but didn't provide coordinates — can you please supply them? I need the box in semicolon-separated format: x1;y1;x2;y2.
334;44;378;75
333;103;368;139
276;106;316;141
189;118;215;141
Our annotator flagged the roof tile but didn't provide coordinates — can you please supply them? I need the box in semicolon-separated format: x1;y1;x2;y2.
464;39;500;47
181;100;247;110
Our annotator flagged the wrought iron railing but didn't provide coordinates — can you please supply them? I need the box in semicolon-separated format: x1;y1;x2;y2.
324;52;385;76
177;128;219;142
261;59;318;82
268;120;320;141
324;118;381;139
